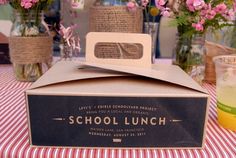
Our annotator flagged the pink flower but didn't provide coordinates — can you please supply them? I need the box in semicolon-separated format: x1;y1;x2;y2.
186;0;195;12
202;3;211;10
20;0;39;9
71;1;80;9
59;23;80;52
192;22;204;31
21;2;33;9
206;10;216;20
200;9;207;16
155;0;165;8
200;3;210;15
141;0;149;7
214;3;227;14
223;9;235;20
200;4;216;20
71;36;81;52
59;24;73;46
200;19;205;24
193;0;205;10
187;0;205;11
161;7;170;17
0;0;8;5
127;1;137;12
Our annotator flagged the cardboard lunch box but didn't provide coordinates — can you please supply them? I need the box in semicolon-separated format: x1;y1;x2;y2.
25;32;209;148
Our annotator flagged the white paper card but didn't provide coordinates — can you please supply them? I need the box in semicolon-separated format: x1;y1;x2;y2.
86;32;152;68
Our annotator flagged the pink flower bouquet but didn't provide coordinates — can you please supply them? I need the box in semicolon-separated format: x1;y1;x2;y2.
170;0;236;83
126;0;170;22
169;0;236;37
58;23;81;59
0;0;54;36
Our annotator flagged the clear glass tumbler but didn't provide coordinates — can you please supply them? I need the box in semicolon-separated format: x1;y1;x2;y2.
213;55;236;131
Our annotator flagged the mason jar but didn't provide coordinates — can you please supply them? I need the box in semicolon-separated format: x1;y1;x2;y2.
173;33;206;84
9;11;53;82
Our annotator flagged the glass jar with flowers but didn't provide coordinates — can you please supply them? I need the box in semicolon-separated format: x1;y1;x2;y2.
58;23;81;60
169;0;236;83
126;0;170;63
0;0;54;82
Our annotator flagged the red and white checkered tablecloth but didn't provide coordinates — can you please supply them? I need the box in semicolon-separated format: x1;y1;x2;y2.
0;64;236;158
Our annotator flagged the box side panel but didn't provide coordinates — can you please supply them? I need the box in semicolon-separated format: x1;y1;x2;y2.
27;95;207;148
0;44;10;64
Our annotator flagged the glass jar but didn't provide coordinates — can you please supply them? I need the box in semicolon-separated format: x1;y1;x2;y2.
9;11;53;82
113;0;127;5
60;42;74;60
144;22;159;64
101;0;113;6
10;12;48;37
173;33;206;84
99;0;126;6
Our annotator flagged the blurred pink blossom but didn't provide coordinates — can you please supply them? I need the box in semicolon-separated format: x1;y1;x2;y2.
193;0;205;10
186;0;195;12
170;0;235;34
199;19;205;24
200;4;216;20
223;9;235;20
141;0;149;7
161;7;171;17
21;1;33;9
205;10;216;20
20;0;38;9
59;23;81;52
186;0;205;11
127;1;138;12
214;3;227;14
154;0;170;17
59;24;73;46
200;3;211;15
71;1;80;9
192;22;204;31
0;0;8;5
155;0;165;9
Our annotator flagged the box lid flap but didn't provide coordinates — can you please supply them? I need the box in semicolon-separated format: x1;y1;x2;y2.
29;60;207;94
79;61;208;94
29;61;131;90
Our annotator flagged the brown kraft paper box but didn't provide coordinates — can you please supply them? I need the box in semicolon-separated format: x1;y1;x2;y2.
25;33;209;148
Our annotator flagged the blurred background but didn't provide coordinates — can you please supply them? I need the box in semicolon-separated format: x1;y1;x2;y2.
0;0;235;59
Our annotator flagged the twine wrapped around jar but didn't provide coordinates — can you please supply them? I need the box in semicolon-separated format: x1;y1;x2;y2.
89;6;143;59
89;6;143;33
204;41;236;83
9;36;53;81
9;36;53;64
